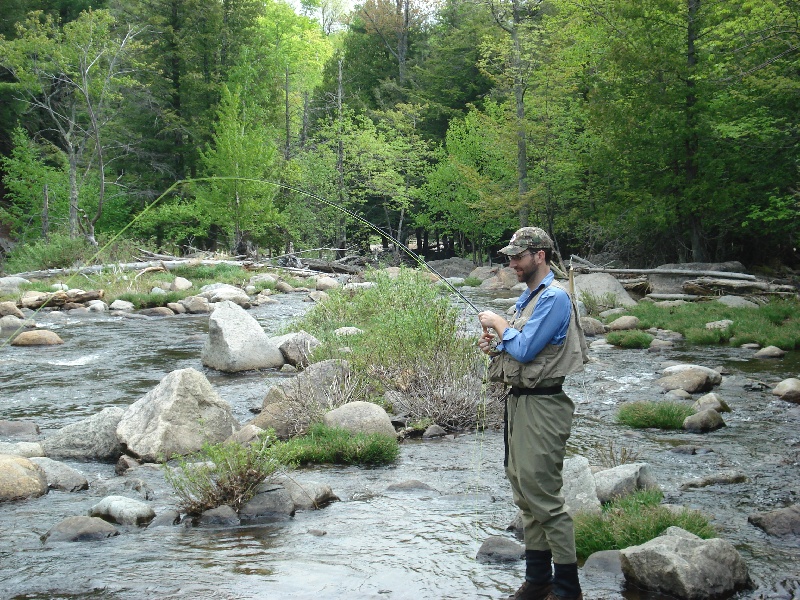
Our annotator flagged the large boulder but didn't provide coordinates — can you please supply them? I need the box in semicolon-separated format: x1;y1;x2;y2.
0;276;30;294
619;527;750;599
11;330;64;346
277;477;339;510
198;283;250;306
747;504;800;537
0;301;24;318
262;359;351;412
593;463;661;504
683;409;725;433
29;457;89;492
563;455;602;515
657;365;721;394
239;482;295;521
41;407;125;461
201;301;284;372
0;454;48;501
323;401;396;438
116;368;239;462
773;378;800;404
572;273;637;307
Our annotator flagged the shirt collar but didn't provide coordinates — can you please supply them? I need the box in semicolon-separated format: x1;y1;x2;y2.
516;270;554;311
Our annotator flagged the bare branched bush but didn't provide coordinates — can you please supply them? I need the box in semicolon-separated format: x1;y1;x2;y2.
593;440;641;469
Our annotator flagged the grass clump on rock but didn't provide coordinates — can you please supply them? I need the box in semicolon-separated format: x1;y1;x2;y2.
269;423;399;467
617;401;695;430
574;489;715;559
293;268;496;431
628;298;800;350
605;330;654;349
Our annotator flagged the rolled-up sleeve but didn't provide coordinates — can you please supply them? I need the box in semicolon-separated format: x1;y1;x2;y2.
496;288;571;363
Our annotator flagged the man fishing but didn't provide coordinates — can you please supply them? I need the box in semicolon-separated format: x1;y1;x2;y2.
477;227;588;600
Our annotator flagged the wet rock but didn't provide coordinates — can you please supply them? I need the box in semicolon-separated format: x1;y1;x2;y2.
648;338;675;352
659;371;716;394
692;392;731;413
136;307;175;317
116;368;238;462
42;407;125;461
201;301;284;372
198;505;240;527
662;364;722;385
269;330;321;368
747;504;800;537
88;495;156;526
422;424;447;438
683;409;726;433
0;419;39;438
43;516;119;543
239;483;295;520
594;463;661;503
386;480;437;492
11;330;64;346
476;535;524;563
147;509;181;528
773;378;800;404
29;457;88;492
0;454;48;501
323;401;396;438
620;527;750;599
743;379;771;392
278;477;339;510
680;470;747;490
751;579;800;600
114;455;141;475
754;345;785;359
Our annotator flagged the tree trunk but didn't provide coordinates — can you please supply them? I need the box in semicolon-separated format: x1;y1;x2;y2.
686;0;705;261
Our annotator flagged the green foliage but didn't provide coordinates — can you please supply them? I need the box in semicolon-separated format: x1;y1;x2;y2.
617;401;695;430
628;299;800;350
574;489;715;559
293;268;491;430
605;330;654;349
268;423;399;467
115;290;187;309
462;276;482;287
2;231;94;274
168;263;250;285
163;436;281;515
579;291;620;317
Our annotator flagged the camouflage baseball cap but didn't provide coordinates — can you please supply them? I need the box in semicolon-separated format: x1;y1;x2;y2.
499;227;554;255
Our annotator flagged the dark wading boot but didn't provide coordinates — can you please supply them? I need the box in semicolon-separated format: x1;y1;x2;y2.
508;581;553;600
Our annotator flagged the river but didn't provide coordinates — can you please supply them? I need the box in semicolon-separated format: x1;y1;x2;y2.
0;288;798;599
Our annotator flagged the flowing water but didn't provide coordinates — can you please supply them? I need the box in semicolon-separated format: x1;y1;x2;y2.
1;289;799;600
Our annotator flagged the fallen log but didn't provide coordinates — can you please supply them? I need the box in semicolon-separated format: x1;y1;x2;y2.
578;267;757;281
682;278;795;295
301;258;363;275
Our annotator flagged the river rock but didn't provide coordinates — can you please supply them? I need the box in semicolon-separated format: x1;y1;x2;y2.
179;295;211;313
136;307;175;317
262;359;350;412
580;317;606;336
115;455;141;475
202;301;284;372
278;477;339;510
0;276;30;293
0;314;31;331
662;364;723;385
0;454;48;501
705;319;733;330
619;527;750;599
269;330;321;368
666;389;692;400
683;409;725;433
562;455;602;515
716;295;758;308
772;378;800;404
680;470;747;490
0;301;24;318
198;505;240;527
226;423;264;445
29;457;88;492
305;290;329;303
692;392;731;413
747;504;800;537
11;330;64;346
276;280;295;293
476;535;524;563
171;277;193;291
315;276;340;291
0;441;44;457
239;482;295;520
43;516;119;542
88;495;155;526
323;401;396;438
422;424;447;438
754;345;785;359
250;400;297;439
657;365;720;394
147;509;181;528
42;407;125;461
0;419;39;438
250;273;277;285
116;368;238;461
109;299;135;311
86;300;108;312
607;315;640;331
572;273;637;307
593;463;661;504
649;338;675;352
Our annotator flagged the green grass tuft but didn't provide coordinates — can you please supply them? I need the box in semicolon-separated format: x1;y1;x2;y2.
574;489;715;559
268;423;399;466
617;401;694;429
605;330;654;349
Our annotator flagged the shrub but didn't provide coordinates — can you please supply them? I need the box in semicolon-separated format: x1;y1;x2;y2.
2;232;95;274
115;290;188;309
592;440;641;469
579;290;619;317
574;489;715;559
163;436;281;515
462;276;482;287
605;330;654;349
268;423;399;466
617;401;694;429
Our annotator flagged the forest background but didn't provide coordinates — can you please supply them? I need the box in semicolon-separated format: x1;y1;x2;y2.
0;0;797;273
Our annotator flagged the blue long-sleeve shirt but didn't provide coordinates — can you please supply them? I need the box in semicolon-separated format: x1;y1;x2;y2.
496;271;571;364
